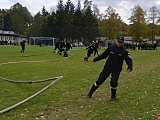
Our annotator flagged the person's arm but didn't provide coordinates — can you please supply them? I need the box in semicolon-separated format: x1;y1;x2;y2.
124;51;133;72
93;48;109;62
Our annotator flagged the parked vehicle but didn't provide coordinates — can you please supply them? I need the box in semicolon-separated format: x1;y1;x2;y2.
72;42;83;47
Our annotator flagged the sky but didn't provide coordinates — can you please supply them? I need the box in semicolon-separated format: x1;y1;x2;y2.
1;0;160;24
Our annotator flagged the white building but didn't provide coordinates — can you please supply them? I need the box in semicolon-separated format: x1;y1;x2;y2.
0;30;28;45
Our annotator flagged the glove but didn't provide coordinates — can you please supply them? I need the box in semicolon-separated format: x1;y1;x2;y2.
127;69;132;73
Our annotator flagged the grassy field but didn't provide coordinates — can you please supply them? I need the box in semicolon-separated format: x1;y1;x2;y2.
0;45;160;120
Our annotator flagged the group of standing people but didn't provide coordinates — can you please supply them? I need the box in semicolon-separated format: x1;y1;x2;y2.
137;43;157;50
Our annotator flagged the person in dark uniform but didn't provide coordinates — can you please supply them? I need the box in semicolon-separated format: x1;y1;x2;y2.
20;40;26;52
84;41;95;61
63;40;72;57
65;41;72;51
108;42;112;47
53;41;60;53
58;41;65;55
86;37;133;101
93;41;99;56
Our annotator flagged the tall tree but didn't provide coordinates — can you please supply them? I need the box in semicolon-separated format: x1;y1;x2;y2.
28;12;43;36
92;4;101;20
0;9;7;30
2;12;13;31
55;0;65;40
40;6;51;37
82;3;99;42
128;5;147;42
8;3;33;35
63;0;75;39
83;0;92;10
47;11;57;37
42;6;49;16
73;0;83;40
41;11;57;37
147;6;160;42
99;6;121;40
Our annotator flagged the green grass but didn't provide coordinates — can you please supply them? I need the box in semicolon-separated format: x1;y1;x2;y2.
0;45;160;120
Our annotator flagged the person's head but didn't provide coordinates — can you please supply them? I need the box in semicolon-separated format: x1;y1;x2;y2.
115;37;124;47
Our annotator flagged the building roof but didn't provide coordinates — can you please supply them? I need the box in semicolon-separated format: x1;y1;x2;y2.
0;30;19;37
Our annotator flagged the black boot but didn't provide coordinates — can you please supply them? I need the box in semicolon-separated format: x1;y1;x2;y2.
86;84;98;98
84;57;88;61
63;51;68;57
110;89;117;101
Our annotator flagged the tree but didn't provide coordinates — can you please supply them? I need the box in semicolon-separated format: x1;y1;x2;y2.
147;6;160;42
128;5;147;42
40;7;50;37
99;6;121;40
1;12;13;31
63;0;75;39
47;11;57;37
73;0;83;40
28;12;43;37
8;3;33;35
82;3;99;42
42;6;49;16
41;11;57;37
0;9;7;30
83;0;92;11
55;0;65;40
92;4;102;20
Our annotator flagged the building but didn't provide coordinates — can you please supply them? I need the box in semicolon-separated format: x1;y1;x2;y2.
0;30;28;45
155;36;160;45
124;36;133;44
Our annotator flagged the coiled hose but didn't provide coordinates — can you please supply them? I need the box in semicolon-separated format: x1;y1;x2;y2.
0;76;63;114
0;51;76;114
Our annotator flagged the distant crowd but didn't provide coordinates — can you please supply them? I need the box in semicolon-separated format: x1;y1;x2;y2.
137;43;158;50
124;43;158;50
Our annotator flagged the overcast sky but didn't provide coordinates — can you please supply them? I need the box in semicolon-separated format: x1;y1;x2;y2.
1;0;160;24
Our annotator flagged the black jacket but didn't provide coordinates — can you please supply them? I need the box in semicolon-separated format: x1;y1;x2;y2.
93;44;133;72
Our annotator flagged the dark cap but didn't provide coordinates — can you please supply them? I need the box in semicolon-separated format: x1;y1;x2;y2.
117;37;124;42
